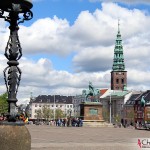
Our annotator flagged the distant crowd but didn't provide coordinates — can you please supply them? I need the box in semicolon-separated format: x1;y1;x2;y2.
31;117;83;127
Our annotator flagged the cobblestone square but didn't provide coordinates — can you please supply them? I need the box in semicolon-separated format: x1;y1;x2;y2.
26;125;150;150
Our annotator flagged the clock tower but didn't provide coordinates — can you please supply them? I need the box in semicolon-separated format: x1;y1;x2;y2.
111;20;127;90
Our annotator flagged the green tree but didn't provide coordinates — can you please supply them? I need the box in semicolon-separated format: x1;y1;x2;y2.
127;108;134;123
114;114;121;123
102;107;109;122
55;108;65;119
36;109;42;121
42;105;53;121
0;92;8;115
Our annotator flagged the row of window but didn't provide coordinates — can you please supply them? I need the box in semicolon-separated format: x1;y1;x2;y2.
34;104;73;108
34;109;73;114
115;87;122;90
135;113;143;118
116;78;124;84
134;106;143;111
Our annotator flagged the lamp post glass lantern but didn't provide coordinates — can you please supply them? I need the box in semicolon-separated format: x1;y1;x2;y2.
0;0;33;123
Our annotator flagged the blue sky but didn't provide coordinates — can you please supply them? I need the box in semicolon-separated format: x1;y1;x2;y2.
0;0;150;103
32;0;101;25
31;0;150;25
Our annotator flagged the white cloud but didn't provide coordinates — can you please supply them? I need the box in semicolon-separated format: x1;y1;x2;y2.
72;46;113;72
19;16;73;56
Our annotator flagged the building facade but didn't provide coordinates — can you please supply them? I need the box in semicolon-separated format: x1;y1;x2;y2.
134;90;150;127
28;95;74;120
123;92;141;125
100;89;131;123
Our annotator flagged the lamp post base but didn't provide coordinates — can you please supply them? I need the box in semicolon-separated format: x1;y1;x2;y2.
0;122;31;150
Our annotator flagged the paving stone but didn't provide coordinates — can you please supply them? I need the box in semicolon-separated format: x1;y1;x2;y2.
26;125;150;150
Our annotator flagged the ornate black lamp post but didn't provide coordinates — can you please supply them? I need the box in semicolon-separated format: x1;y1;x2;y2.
0;1;33;149
0;0;33;122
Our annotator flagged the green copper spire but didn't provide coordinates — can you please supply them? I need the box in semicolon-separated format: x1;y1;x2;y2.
112;20;125;71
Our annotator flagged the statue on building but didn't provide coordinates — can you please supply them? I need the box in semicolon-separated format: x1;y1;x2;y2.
82;82;100;102
141;96;146;107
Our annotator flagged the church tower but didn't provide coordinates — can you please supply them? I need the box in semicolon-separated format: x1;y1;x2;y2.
111;20;127;90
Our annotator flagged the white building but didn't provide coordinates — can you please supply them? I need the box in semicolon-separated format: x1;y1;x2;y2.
28;95;74;120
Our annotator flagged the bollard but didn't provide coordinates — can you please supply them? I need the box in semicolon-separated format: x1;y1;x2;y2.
0;122;31;150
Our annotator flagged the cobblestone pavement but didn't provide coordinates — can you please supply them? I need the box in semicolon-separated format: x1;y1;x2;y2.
26;125;150;150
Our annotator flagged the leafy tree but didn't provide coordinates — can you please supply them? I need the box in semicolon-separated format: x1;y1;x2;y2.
114;114;121;123
102;107;109;122
35;109;42;121
42;105;53;121
127;108;134;123
0;92;8;115
55;108;65;119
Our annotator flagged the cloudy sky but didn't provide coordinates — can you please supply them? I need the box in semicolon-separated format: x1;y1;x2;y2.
0;0;150;104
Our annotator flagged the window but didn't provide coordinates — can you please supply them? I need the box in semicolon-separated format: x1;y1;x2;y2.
122;79;124;84
35;104;37;107
138;107;141;111
67;105;69;108
56;105;58;107
116;79;119;84
70;105;72;108
51;105;53;107
39;104;41;107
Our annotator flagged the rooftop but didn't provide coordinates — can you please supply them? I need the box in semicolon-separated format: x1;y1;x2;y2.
31;95;74;104
125;94;141;105
135;90;150;104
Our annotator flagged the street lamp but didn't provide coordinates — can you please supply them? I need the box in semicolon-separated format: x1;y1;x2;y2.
0;1;33;149
0;0;33;122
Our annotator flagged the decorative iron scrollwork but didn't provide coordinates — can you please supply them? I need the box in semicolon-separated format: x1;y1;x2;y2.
18;9;33;24
0;2;33;122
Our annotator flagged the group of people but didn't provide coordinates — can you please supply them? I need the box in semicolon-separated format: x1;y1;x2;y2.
33;117;83;127
120;118;133;128
55;117;83;127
